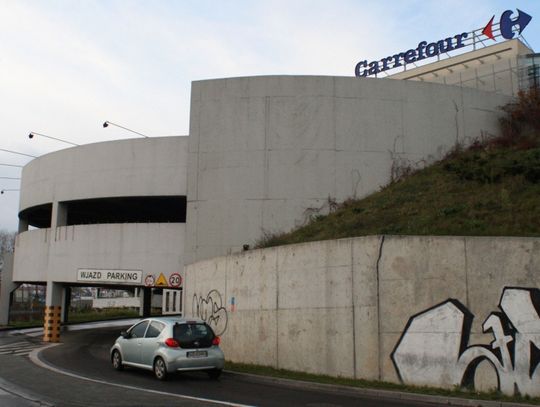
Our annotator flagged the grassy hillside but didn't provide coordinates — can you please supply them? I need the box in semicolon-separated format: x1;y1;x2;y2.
257;88;540;248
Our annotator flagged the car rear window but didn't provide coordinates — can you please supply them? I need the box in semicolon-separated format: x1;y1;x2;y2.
173;323;214;349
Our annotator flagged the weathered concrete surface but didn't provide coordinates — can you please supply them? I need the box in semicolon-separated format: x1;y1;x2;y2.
13;136;188;287
13;223;185;285
186;75;511;264
19;136;188;212
184;235;540;396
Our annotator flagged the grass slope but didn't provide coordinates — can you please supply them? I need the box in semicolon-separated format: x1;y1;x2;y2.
258;90;540;248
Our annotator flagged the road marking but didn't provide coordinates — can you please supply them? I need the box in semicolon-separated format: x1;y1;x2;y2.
30;345;256;407
0;341;44;356
0;341;28;349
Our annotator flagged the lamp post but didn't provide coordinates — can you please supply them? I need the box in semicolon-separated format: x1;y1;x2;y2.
102;121;149;138
0;164;23;168
0;148;36;158
28;132;79;146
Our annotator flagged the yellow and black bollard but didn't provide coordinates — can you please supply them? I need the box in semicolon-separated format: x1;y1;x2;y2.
43;305;61;343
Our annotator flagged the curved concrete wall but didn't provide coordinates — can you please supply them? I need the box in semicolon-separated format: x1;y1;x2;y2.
14;136;189;287
20;136;188;212
14;224;185;284
184;235;540;396
186;76;511;263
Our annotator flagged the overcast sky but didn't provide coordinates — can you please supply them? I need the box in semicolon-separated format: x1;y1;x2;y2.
1;0;539;231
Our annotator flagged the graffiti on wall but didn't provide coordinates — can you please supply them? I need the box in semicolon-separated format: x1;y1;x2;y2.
192;289;228;336
392;287;540;396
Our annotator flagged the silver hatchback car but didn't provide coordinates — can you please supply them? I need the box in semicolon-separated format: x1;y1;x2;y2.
110;317;224;380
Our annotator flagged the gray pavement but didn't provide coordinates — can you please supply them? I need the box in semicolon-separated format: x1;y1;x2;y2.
0;321;535;407
0;386;47;407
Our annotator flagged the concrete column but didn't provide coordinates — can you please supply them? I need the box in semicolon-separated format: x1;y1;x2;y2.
139;288;144;316
0;253;20;326
18;219;28;233
51;202;67;229
44;282;63;342
62;286;71;324
45;282;63;306
142;288;151;317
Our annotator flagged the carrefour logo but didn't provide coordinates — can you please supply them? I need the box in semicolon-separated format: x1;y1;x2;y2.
483;9;532;40
355;9;532;78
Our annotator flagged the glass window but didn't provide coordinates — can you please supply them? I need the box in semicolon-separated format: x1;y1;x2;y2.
145;321;165;338
173;323;214;348
130;321;149;338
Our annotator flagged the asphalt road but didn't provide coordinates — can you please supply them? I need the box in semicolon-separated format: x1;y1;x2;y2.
0;325;446;407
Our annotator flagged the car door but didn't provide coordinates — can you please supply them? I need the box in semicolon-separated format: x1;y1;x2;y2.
140;320;166;367
122;320;149;365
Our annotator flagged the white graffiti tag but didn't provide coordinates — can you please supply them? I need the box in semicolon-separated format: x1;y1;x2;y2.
392;287;540;396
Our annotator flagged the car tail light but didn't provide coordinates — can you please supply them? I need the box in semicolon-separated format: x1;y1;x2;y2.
165;338;180;348
212;336;221;346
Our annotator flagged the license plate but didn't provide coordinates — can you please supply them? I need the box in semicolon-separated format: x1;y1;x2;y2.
187;350;207;358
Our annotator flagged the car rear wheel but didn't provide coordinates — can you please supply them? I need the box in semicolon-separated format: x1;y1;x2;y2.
112;350;123;371
207;368;222;380
154;357;168;381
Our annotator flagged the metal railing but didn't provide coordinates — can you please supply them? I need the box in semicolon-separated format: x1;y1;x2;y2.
416;57;538;96
378;23;527;78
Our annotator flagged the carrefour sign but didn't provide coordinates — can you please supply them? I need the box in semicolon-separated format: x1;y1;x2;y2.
355;9;532;78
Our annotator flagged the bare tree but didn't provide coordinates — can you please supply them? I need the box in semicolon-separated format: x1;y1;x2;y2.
0;230;16;273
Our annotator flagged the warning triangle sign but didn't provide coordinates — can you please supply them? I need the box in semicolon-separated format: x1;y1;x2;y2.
155;273;168;287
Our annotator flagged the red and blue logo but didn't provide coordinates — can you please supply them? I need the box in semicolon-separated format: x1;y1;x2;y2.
483;9;532;40
355;9;533;78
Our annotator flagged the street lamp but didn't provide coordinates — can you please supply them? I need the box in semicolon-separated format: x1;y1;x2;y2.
102;121;149;138
28;132;79;146
1;189;20;194
0;163;23;168
0;148;36;158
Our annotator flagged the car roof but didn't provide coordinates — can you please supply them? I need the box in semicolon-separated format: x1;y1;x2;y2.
144;316;206;325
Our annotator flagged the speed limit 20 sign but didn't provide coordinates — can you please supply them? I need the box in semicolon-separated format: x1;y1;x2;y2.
169;273;183;288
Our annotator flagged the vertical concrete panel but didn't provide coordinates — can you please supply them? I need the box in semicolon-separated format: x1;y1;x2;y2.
277;307;354;377
377;236;468;382
267;96;335;150
225;309;278;367
197;150;266;200
464;237;540;337
275;240;354;376
227;249;278;311
248;76;335;98
267;149;336;200
185;257;227;321
352;236;383;380
277;241;352;310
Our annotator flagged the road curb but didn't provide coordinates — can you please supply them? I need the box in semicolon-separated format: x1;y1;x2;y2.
224;370;536;407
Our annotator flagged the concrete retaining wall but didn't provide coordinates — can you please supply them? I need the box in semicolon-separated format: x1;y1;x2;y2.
186;76;511;264
184;235;540;396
